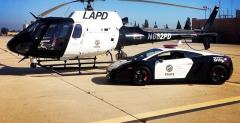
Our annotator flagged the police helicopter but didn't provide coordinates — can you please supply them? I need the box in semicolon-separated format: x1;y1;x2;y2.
7;0;219;71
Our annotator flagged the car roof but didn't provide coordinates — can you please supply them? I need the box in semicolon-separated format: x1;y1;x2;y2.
143;47;221;61
156;47;218;56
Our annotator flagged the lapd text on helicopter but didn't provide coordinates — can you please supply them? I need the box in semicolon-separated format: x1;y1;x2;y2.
83;11;108;20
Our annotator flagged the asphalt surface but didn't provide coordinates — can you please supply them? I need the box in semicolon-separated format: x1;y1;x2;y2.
0;36;239;123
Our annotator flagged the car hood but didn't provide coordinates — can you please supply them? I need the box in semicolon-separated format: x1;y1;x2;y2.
107;60;131;71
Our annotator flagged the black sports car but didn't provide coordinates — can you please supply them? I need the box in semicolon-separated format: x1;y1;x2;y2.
107;48;233;85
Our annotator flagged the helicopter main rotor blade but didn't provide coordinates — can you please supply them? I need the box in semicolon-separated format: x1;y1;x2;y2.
38;0;79;17
38;0;106;17
120;0;206;11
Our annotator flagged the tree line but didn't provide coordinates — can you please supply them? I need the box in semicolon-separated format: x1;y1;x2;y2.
136;17;192;30
0;27;9;35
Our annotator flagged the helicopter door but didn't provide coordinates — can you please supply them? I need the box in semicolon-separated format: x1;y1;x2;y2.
79;28;111;57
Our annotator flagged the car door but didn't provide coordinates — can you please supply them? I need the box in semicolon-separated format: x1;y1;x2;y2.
154;51;193;80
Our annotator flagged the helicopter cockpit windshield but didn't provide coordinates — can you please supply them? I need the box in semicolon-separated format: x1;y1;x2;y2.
7;17;75;58
37;23;72;51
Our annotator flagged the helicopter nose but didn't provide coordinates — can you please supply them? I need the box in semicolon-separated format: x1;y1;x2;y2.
7;38;18;53
15;42;32;54
7;37;32;55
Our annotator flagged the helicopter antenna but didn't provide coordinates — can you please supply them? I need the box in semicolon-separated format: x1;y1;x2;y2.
120;0;207;11
30;12;40;20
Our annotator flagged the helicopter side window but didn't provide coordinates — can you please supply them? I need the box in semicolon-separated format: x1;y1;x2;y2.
38;23;72;51
72;24;82;38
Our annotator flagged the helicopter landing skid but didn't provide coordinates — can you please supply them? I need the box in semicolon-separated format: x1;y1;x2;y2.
35;55;113;76
116;50;128;60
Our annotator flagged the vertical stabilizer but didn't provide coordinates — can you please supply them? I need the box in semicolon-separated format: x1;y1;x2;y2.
202;6;219;32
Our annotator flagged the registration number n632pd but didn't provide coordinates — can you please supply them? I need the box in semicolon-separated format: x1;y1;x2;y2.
148;33;172;40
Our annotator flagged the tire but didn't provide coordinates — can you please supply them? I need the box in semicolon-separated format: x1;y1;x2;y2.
132;66;152;86
30;63;37;68
109;74;115;82
209;65;228;84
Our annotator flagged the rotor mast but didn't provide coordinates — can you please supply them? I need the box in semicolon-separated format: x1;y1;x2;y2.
85;0;94;11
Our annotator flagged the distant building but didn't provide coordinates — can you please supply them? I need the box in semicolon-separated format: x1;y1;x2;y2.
7;32;18;36
192;18;240;44
192;9;240;44
237;10;240;18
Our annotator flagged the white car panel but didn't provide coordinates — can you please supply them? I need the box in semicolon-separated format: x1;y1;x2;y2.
155;58;193;79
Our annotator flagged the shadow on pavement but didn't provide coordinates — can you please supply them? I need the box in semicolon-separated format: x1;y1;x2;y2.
92;77;132;86
91;77;213;86
0;64;107;76
0;66;52;76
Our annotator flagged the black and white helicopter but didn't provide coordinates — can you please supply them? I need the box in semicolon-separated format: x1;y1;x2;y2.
7;0;219;70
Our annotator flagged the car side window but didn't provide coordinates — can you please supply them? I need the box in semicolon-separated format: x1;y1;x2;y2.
171;51;185;59
157;52;171;60
184;51;202;58
157;51;185;60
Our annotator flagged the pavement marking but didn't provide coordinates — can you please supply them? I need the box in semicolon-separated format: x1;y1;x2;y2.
45;70;142;122
226;81;240;87
92;96;240;123
1;45;142;122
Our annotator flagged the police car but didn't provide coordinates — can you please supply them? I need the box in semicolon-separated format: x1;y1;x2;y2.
107;47;233;86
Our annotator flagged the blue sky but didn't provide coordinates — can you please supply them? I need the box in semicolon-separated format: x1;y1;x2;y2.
0;0;239;30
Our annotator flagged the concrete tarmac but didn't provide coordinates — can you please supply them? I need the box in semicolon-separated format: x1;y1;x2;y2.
0;36;239;123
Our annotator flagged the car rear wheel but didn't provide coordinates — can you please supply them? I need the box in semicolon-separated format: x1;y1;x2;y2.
132;66;152;86
210;65;228;84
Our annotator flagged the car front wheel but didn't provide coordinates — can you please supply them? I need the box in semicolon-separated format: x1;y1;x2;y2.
210;65;228;84
132;66;152;86
30;63;37;68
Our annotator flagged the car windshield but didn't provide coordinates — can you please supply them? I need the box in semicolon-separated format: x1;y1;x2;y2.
132;48;162;60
